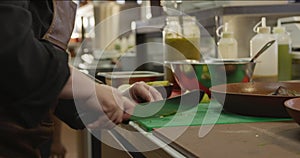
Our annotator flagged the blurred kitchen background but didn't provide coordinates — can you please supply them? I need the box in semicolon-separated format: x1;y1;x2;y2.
64;0;300;157
69;0;300;80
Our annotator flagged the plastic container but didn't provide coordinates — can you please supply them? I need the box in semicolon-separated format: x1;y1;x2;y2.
163;16;201;61
216;23;238;59
273;21;292;81
250;17;278;82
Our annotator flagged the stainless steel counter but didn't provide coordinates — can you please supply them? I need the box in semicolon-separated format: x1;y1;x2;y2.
101;121;300;158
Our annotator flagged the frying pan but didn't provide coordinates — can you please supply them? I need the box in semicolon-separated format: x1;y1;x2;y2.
210;82;300;118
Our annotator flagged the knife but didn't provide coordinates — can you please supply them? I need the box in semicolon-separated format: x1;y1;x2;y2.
129;89;204;120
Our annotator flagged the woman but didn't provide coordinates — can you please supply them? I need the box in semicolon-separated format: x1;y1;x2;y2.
0;1;162;157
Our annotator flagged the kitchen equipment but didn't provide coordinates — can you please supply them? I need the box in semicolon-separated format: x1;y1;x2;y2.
163;15;201;89
279;16;300;49
284;98;300;125
166;40;275;96
96;71;164;88
273;22;292;81
130;89;204;120
166;59;255;96
216;22;238;59
249;40;276;62
210;82;300;118
250;17;278;82
136;101;291;131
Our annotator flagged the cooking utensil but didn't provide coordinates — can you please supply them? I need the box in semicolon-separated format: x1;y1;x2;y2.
210;82;300;118
250;40;276;62
284;98;300;125
166;59;255;97
130;89;204;120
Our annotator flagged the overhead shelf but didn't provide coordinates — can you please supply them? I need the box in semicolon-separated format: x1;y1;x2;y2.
134;3;300;34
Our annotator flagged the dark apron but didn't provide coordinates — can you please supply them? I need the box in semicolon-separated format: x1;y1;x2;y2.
0;1;76;157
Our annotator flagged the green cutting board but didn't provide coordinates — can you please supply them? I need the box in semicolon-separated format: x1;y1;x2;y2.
134;101;292;131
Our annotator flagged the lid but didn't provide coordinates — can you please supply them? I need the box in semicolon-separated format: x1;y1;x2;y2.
254;17;271;34
273;21;286;34
222;32;234;38
216;22;234;38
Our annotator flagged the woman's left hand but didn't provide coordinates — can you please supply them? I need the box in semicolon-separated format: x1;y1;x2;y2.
122;81;163;103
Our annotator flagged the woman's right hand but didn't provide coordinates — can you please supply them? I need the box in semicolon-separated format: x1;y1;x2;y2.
84;84;136;130
59;67;161;130
59;67;135;130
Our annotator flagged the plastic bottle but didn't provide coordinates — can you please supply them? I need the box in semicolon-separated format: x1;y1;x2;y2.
163;16;201;89
273;21;292;81
163;16;201;61
216;23;238;59
163;16;182;89
250;17;278;82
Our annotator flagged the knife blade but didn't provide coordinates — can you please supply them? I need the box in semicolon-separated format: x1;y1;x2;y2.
129;90;204;120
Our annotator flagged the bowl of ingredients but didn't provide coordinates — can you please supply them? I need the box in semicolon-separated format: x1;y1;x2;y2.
166;59;255;96
210;82;300;117
284;98;300;125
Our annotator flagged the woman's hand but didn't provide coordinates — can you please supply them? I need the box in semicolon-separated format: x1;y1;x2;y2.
122;81;163;103
85;84;136;130
85;82;162;130
59;67;163;130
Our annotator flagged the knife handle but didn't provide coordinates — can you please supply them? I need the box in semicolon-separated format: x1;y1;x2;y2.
122;120;130;124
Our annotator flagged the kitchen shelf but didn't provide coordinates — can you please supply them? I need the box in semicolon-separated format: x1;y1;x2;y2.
133;16;165;34
134;3;300;34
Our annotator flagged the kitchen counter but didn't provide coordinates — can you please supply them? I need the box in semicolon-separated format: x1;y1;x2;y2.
154;121;300;158
101;119;300;157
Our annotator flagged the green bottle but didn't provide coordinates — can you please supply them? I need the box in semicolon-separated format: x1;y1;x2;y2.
273;22;292;81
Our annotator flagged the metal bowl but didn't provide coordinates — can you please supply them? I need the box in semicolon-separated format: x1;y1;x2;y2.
166;59;256;96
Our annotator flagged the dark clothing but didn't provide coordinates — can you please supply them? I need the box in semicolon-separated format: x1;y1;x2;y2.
0;0;70;128
0;0;77;157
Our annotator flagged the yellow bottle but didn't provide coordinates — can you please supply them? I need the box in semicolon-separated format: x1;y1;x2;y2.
163;16;201;89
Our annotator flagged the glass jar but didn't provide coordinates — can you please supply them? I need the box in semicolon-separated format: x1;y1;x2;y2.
163;16;201;89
